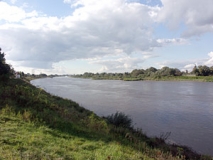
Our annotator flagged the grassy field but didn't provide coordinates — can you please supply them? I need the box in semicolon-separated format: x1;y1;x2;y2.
0;78;212;160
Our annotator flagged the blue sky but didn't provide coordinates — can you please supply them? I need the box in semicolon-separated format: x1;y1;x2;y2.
0;0;213;74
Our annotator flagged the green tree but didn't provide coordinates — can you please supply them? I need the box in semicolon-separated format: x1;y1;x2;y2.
154;67;182;77
146;67;157;73
0;48;11;80
39;73;47;77
173;68;182;76
155;66;172;76
191;65;199;76
131;69;144;77
209;66;213;75
83;72;94;78
198;65;210;76
145;67;158;77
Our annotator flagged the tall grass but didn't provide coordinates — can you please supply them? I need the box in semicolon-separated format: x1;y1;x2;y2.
105;111;132;129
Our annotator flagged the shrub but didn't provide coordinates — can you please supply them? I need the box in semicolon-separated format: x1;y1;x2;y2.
106;112;132;128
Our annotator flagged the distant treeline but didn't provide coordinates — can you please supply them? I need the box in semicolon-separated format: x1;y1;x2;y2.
73;65;213;81
15;72;68;82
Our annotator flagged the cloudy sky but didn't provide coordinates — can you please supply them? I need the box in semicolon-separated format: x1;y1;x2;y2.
0;0;213;74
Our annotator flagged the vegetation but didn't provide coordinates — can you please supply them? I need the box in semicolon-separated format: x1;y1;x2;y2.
73;66;213;82
1;48;213;159
105;112;133;129
16;72;68;82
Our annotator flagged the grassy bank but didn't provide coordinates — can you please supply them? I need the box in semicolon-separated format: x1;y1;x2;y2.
142;76;213;82
72;75;213;82
0;79;212;159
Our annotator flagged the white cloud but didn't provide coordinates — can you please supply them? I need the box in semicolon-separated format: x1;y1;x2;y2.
204;52;213;66
0;0;163;72
157;38;187;46
183;64;195;72
0;2;38;22
208;52;213;58
157;0;213;37
88;52;155;73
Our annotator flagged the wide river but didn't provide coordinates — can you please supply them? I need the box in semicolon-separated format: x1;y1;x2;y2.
31;77;213;156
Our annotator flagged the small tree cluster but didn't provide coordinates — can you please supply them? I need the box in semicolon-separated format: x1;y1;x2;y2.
191;65;213;76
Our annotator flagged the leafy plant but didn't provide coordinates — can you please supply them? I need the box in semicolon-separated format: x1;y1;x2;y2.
106;111;132;129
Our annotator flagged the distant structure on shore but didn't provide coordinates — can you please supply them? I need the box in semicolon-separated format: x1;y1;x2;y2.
15;72;20;79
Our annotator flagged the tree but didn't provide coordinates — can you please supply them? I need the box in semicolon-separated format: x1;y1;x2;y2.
145;67;158;77
209;66;213;75
154;67;182;77
191;65;199;76
155;67;171;76
173;68;182;76
0;48;11;80
198;65;210;76
146;67;157;73
131;69;144;77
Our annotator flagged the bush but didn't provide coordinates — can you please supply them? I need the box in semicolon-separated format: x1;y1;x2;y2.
106;112;132;128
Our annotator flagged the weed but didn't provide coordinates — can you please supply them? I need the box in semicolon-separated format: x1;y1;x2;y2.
159;132;171;141
105;111;132;129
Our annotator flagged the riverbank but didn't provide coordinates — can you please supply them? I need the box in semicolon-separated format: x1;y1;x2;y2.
0;78;212;159
72;75;213;82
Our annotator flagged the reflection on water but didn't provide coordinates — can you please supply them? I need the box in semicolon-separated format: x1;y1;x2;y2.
31;77;213;156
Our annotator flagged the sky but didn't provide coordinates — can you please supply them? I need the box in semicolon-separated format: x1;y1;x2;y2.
0;0;213;75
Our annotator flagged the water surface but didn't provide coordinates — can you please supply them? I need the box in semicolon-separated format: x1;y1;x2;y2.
31;77;213;156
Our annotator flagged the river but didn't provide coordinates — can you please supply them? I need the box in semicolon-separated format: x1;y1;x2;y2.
31;77;213;156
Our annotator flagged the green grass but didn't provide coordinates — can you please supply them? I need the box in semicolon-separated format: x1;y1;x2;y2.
141;76;213;82
0;78;212;160
0;110;147;159
0;106;151;160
